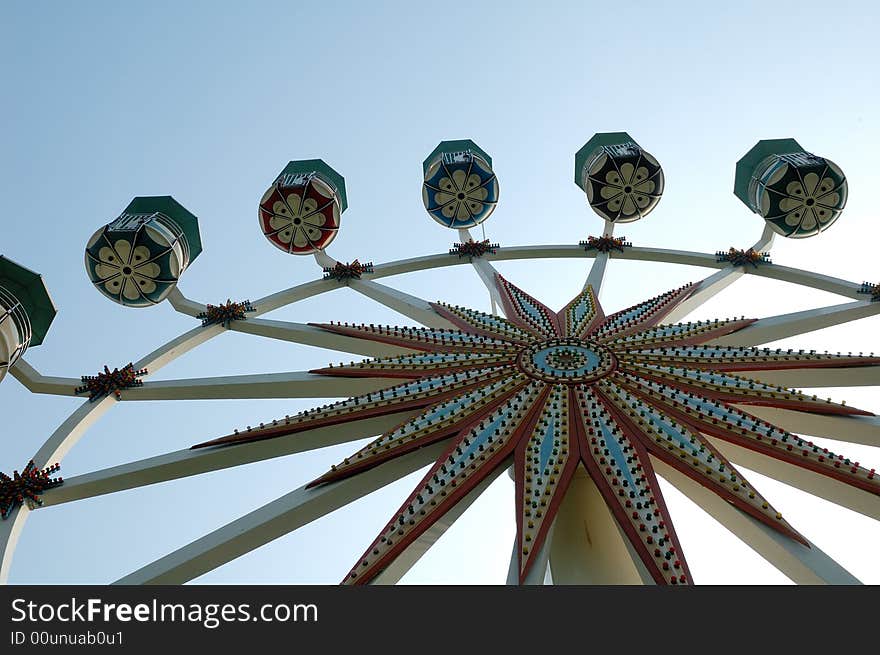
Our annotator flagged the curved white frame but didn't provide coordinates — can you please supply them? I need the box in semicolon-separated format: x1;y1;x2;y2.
3;221;879;585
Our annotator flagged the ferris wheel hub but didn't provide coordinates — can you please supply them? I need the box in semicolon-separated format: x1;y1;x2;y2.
517;338;617;384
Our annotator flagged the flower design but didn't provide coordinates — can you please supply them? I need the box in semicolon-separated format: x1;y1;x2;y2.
268;193;328;248
599;163;654;217
776;172;841;233
192;276;880;585
422;155;499;229
585;148;664;223
757;157;848;238
434;169;490;221
93;239;162;301
259;176;341;254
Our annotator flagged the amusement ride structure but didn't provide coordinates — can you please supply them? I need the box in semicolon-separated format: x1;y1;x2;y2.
1;134;878;585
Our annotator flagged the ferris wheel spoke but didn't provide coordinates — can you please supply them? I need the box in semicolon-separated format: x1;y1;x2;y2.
166;287;206;317
113;441;451;585
710;300;880;347
348;279;457;329
0;395;116;583
250;279;336;318
651;458;861;584
506;519;554;585
228;318;412;357
35;411;421;509
121;371;399;401
457;228;505;313
663;267;746;324
133;325;226;372
8;359;80;396
371;466;505;585
739;405;880;448
339;382;548;585
744;364;880;388
705;437;880;521
583;220;616;296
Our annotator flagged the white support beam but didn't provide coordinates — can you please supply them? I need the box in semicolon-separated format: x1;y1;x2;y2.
584;221;615;297
458;228;504;313
229;318;411;357
0;396;116;583
348;279;456;329
666;267;744;324
737;405;880;449
2;324;225;582
711;300;880;347
665;225;775;323
548;466;653;584
9;359;80;396
251;279;336;317
652;458;861;584
134;325;225;372
506;518;554;586
113;442;449;585
705;437;880;521
746;365;880;389
39;411;420;508
372;463;506;585
167;287;206;318
124;372;400;401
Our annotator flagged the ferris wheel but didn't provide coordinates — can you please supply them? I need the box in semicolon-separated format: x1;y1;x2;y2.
1;133;878;585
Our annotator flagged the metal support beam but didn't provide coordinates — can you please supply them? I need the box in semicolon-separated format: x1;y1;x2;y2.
39;411;419;508
114;442;449;585
372;464;505;585
653;458;861;584
711;301;880;347
584;221;615;297
706;436;880;521
230;318;411;357
124;372;399;401
349;279;456;329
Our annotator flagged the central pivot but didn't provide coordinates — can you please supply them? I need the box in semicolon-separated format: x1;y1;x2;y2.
518;338;616;384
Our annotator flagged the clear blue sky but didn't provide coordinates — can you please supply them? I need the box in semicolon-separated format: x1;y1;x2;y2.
2;1;879;584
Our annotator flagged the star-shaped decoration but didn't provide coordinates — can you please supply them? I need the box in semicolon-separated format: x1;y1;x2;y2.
323;260;374;281
581;235;631;253
450;239;499;258
859;282;880;302
1;461;62;519
198;299;255;327
717;247;771;268
75;363;147;401
191;275;880;584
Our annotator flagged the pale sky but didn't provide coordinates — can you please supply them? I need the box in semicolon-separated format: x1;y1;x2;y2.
2;0;879;584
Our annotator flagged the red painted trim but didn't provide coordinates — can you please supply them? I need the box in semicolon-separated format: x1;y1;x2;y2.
191;371;509;449
590;283;697;342
308;322;518;354
591;385;694;584
429;302;532;344
513;387;580;583
348;383;553;585
618;377;880;497
604;388;810;546
310;359;517;379
610;319;757;350
557;286;605;339
308;378;532;488
686;358;880;373
495;273;559;338
626;366;874;417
